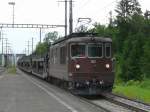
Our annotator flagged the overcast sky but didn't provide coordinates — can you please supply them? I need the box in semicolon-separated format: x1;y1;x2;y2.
0;0;150;54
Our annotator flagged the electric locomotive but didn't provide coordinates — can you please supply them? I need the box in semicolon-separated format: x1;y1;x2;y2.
17;33;115;95
48;33;115;95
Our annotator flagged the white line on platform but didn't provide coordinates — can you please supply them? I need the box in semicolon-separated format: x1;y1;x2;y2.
22;73;78;112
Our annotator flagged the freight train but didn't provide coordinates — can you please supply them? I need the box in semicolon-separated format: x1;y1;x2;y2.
17;33;115;95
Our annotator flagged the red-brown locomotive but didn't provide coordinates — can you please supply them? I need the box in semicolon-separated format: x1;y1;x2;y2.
18;33;115;95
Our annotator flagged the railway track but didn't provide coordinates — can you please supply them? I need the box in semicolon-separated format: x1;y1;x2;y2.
19;70;133;112
18;69;150;112
100;93;150;112
26;72;150;112
80;96;133;112
79;93;150;112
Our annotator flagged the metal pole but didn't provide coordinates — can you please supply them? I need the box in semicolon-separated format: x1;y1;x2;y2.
40;28;41;43
28;41;29;55
57;0;68;36
1;37;7;55
32;37;33;54
65;0;67;36
8;2;15;25
6;39;7;55
13;4;15;25
25;48;27;55
69;0;73;34
5;38;8;67
2;38;3;55
1;38;4;66
0;31;1;40
1;29;3;55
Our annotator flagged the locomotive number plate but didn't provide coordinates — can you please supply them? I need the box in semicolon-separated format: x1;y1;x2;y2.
91;60;96;63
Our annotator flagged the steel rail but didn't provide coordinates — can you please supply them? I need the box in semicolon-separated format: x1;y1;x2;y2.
78;96;111;112
17;68;150;112
101;93;150;112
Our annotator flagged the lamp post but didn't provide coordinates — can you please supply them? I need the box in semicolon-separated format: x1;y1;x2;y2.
8;2;15;25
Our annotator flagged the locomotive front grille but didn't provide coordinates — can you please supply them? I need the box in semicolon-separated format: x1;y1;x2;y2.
70;72;114;85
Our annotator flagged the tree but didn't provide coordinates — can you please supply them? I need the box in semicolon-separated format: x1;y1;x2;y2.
143;11;150;37
88;0;150;82
91;23;107;36
144;10;150;20
35;42;48;55
121;33;144;81
129;14;145;34
44;31;59;43
115;0;142;53
115;0;142;19
35;31;59;55
141;39;150;78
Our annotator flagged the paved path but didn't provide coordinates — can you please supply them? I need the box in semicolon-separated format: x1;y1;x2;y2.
0;67;5;75
0;69;105;112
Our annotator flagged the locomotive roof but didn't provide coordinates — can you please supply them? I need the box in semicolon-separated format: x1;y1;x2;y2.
52;33;112;45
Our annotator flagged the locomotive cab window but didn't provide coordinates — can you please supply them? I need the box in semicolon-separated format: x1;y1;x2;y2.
88;44;103;58
71;44;86;57
105;43;111;58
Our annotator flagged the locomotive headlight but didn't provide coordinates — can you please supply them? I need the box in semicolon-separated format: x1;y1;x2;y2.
75;64;80;69
99;80;104;85
106;64;110;68
86;81;90;85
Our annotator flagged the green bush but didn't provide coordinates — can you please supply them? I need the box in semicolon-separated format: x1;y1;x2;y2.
125;80;140;86
7;66;16;74
140;79;150;89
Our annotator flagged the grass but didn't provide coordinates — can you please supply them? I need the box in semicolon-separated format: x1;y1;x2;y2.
7;66;17;74
113;79;150;104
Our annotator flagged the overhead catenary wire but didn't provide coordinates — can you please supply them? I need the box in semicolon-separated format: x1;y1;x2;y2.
74;0;118;25
75;0;92;11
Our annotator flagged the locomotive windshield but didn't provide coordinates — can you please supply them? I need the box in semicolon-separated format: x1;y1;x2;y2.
105;43;111;58
71;43;111;58
71;44;86;57
88;44;103;57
